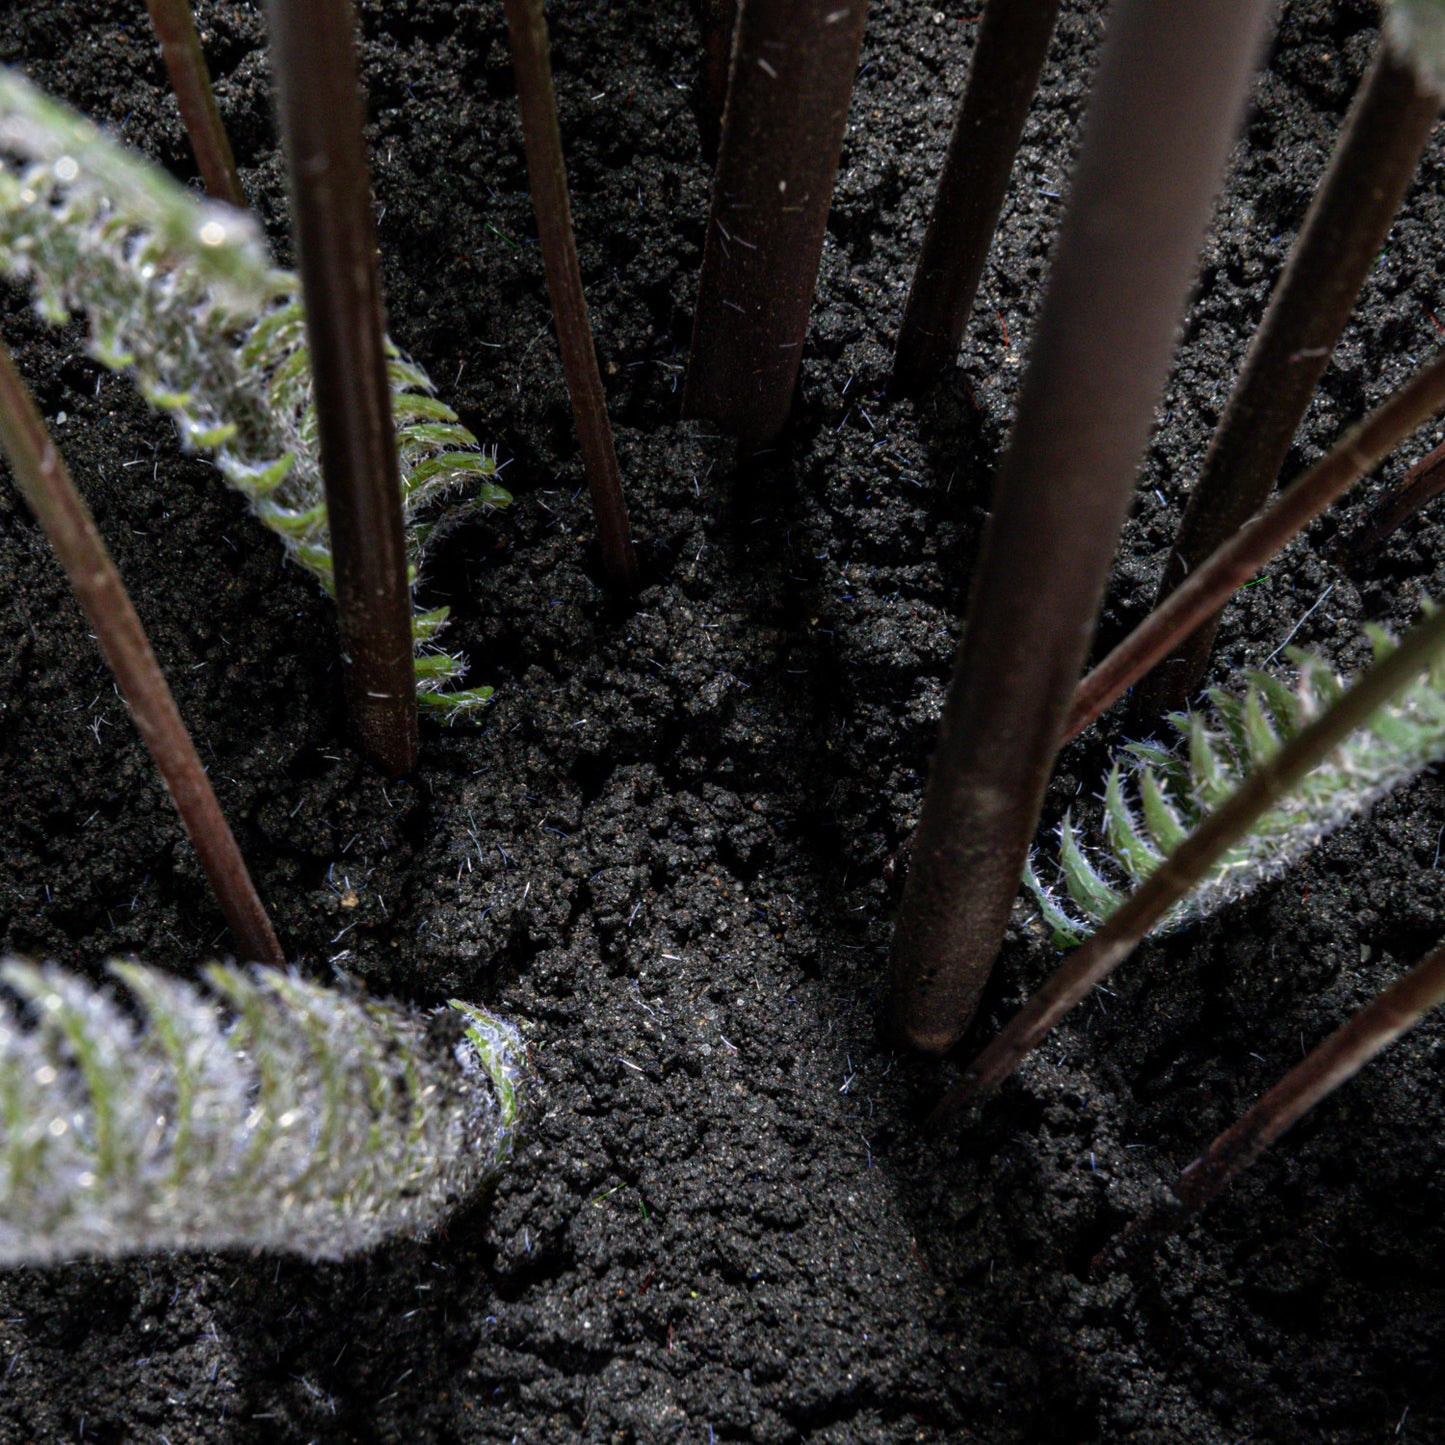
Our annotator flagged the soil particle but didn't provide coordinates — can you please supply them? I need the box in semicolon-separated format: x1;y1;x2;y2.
1;0;1444;1440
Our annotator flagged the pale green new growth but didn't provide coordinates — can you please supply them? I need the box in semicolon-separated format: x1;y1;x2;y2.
0;68;511;719
1027;622;1445;945
0;959;525;1264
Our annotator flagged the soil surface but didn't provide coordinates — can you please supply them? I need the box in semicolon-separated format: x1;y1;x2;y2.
2;0;1445;1440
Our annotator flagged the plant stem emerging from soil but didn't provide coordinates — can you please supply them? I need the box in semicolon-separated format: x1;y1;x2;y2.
698;0;739;166
929;599;1445;1130
683;0;870;446
1342;435;1445;560
1133;937;1445;1244
264;0;419;777
885;0;1276;1056
1131;29;1444;721
144;0;245;208
0;338;283;967
890;0;1063;396
1064;345;1445;743
502;0;638;594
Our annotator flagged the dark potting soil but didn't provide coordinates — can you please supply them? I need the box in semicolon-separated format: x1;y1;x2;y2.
1;0;1444;1439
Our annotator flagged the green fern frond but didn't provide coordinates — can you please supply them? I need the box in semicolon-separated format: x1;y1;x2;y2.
1027;620;1445;945
0;67;511;717
0;959;525;1264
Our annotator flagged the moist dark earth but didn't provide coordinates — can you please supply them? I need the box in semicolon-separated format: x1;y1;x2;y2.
1;0;1444;1439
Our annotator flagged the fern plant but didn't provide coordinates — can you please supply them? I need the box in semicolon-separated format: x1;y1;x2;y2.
0;67;509;718
0;958;525;1264
1027;622;1445;945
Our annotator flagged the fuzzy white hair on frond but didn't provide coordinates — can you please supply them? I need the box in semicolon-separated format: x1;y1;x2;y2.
0;959;526;1264
1026;620;1445;946
0;67;509;720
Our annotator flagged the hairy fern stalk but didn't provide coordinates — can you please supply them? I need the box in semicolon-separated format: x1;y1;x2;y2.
1028;624;1445;944
0;960;525;1264
0;68;509;718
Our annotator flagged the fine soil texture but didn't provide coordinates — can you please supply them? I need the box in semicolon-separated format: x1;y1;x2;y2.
2;1;1445;1440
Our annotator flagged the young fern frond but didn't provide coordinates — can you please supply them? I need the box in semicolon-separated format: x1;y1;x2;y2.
0;958;525;1265
1027;620;1445;944
0;67;510;718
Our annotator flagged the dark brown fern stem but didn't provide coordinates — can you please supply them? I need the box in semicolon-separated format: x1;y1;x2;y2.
502;0;639;594
144;0;246;208
885;0;1276;1057
0;338;283;967
264;0;419;777
1142;938;1445;1241
683;0;871;446
1065;346;1445;743
928;599;1445;1132
891;0;1063;396
1132;31;1443;721
866;347;1445;894
698;0;739;165
1342;434;1445;560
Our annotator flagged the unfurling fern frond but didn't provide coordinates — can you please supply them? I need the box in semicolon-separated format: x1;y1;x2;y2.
0;68;510;720
1027;622;1445;945
0;959;526;1265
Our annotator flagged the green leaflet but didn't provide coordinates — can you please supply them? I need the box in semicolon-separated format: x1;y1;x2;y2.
0;959;525;1264
0;67;511;719
1058;811;1123;919
1026;619;1445;946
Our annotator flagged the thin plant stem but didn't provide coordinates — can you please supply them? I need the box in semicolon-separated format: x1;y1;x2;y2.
683;0;871;446
144;0;245;209
1064;346;1445;744
885;0;1276;1056
1140;938;1445;1241
264;0;419;777
698;0;739;165
891;0;1063;396
501;0;639;594
1342;435;1445;560
0;338;282;967
928;600;1445;1131
1132;30;1444;720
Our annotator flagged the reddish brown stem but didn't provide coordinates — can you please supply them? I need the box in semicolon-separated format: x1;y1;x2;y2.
698;0;739;166
885;0;1276;1056
928;600;1445;1132
1342;435;1445;560
0;339;282;966
264;0;419;777
502;0;639;594
1151;938;1445;1237
683;0;871;446
1064;346;1445;743
145;0;246;208
891;0;1063;395
1133;32;1443;720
